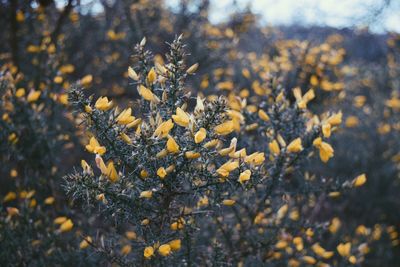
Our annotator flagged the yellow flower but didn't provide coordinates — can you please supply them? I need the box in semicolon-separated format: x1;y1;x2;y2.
60;219;74;232
293;237;303;251
349;255;357;264
27;90;41;102
353;174;367;187
186;63;199;74
345;116;359;128
7;207;19;216
313;137;334;162
154;119;174;138
170;218;185;230
204;139;219;149
327;111;342;126
238;170;251;184
116;108;135;125
172;107;190;127
27;45;40;53
169;239;181;251
44;196;55;205
157;167;167;179
277;204;288;220
59;64;75;74
81;159;93;175
105;161;119;182
166;136;180;153
329;217;341;233
140;169;149;179
337;242;351;257
54;76;63;84
301;256;316;265
275;240;288;249
140;190;153;199
80;74;93;87
121;245;132;255
214;120;234;135
293;88;315;109
194;128;207;143
312;243;327;257
138;85;160;103
216;160;239;177
157;149;168;158
322;123;331;138
120;132;132;144
79;236;92;249
3;192;16;202
54;216;67;224
16;10;25;22
128;66;139;80
158;244;171;256
287;138;303;153
125;231;137;240
222;199;236;206
197;196;209;207
15;88;25;97
244;152;265;165
258;109;270;121
269;140;280;155
84;105;92;113
144;246;154;259
95;156;118;182
127;118;141;129
59;94;68;105
185;151;201;159
95;96;113;111
85;137;106;155
147;68;157;84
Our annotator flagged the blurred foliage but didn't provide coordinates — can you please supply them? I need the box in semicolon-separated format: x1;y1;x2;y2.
0;0;399;266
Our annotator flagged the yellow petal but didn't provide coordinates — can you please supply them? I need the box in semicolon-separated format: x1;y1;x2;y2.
172;107;190;127
138;85;159;103
95;96;112;111
353;174;367;187
128;66;139;80
27;90;41;102
157;167;167;179
60;219;74;232
169;239;181;251
222;199;235;206
238;170;251;184
194;128;207;143
106;161;119;182
258;109;270;121
186;63;199;74
144;246;154;258
287;138;303;153
269;140;280;155
154;119;174;138
214;120;234;135
80;75;93;87
140;191;152;198
147;68;157;84
158;244;171;256
166;137;180;153
337;242;351;257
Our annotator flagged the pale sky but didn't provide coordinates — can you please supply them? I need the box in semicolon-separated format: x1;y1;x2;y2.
168;0;400;33
70;0;400;33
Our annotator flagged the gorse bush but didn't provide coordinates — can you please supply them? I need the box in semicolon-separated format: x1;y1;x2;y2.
0;1;399;266
61;36;392;266
0;67;95;265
